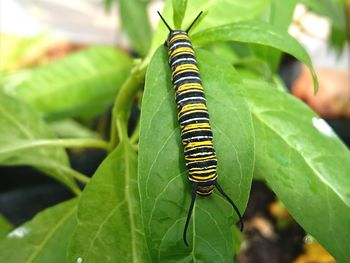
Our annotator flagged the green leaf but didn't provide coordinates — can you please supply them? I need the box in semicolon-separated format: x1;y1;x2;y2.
191;20;318;92
148;0;271;62
50;119;100;139
172;0;188;29
119;0;152;56
0;214;13;238
246;80;350;263
0;92;79;193
251;0;297;71
301;0;347;50
67;140;148;262
103;0;116;12
1;46;132;120
0;199;77;263
301;0;345;29
139;47;254;261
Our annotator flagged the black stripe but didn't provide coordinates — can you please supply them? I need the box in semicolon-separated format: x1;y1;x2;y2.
185;146;215;155
173;71;200;84
176;91;204;104
181;129;213;141
169;38;192;50
170;53;197;68
179;111;209;123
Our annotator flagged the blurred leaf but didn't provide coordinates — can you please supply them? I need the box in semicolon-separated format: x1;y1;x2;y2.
139;47;254;261
0;199;77;263
1;47;132;120
247;80;350;262
0;92;79;193
191;21;318;92
0;33;53;75
172;0;188;28
301;0;347;50
0;214;13;238
301;0;346;29
67;140;148;262
119;0;152;56
50;119;100;139
103;0;115;12
252;0;298;71
148;0;271;61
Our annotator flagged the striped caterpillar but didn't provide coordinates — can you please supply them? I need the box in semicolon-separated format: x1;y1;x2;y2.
157;11;243;246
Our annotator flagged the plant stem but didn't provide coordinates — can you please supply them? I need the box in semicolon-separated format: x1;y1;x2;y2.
109;60;147;149
65;168;90;184
0;138;109;155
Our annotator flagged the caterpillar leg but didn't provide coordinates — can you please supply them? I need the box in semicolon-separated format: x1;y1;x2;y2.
214;181;244;232
183;182;197;246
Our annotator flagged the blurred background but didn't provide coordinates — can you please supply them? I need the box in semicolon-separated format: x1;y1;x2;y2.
0;1;349;262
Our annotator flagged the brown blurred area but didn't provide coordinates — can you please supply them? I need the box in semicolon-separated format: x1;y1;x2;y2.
292;65;350;119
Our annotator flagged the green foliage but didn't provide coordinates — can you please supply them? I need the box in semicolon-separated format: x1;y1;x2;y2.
0;199;77;263
67;140;147;263
1;0;349;262
1;47;132;120
119;0;152;56
247;80;350;262
301;0;347;51
0;92;79;193
0;215;13;238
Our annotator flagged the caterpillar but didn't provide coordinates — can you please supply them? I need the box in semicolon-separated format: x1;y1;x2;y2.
157;11;244;246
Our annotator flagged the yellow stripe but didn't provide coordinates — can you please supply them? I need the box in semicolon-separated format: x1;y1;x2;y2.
188;169;216;175
176;89;204;98
172;68;198;78
182;123;210;131
169;34;189;43
177;83;203;92
186;155;216;161
190;173;216;180
185;141;213;149
179;109;207;121
172;64;198;76
169;47;194;57
179;103;206;115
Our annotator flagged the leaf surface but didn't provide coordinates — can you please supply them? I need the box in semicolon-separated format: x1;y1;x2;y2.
67;140;148;262
191;21;318;92
0;199;77;263
1;47;132;119
245;80;350;263
119;0;152;56
0;92;78;192
148;0;271;61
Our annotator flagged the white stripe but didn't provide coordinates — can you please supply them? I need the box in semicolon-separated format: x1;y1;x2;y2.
177;96;206;104
171;57;196;67
189;165;217;171
181;117;209;124
169;42;192;50
186;151;214;157
174;76;201;84
183;135;213;142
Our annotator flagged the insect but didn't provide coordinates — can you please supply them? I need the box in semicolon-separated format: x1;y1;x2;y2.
157;11;244;246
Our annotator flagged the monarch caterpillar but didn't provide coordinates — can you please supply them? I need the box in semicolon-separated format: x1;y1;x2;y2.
157;11;244;246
